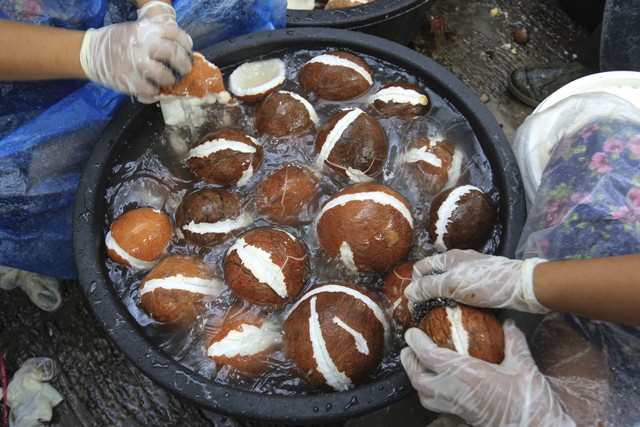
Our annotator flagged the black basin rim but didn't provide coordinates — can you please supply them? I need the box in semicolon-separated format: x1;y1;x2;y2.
73;27;525;424
286;0;432;27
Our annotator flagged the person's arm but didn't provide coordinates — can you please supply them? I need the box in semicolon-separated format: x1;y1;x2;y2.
0;20;85;80
534;254;640;325
407;249;640;326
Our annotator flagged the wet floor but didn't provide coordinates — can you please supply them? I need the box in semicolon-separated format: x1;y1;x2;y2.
0;0;587;425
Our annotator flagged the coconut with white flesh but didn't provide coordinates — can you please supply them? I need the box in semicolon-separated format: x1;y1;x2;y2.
381;260;417;330
299;51;374;101
255;90;319;137
283;282;388;391
428;185;496;252
186;127;263;187
223;227;309;309
371;82;431;116
418;303;505;364
316;182;414;273
157;52;233;127
228;58;287;102
105;207;174;270
404;135;464;195
139;254;224;323
175;187;253;247
314;107;387;181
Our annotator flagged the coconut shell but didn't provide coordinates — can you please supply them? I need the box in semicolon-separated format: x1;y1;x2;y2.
371;82;431;116
255;91;317;137
223;227;308;309
419;303;505;364
159;52;227;99
316;182;413;273
382;260;417;330
299;51;373;101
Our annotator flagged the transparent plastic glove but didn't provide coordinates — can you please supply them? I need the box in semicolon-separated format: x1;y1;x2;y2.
0;266;61;312
6;358;64;427
401;320;576;427
407;249;550;314
79;1;193;100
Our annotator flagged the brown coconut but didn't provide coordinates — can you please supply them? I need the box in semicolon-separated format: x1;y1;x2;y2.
316;182;414;273
428;185;496;252
207;311;281;375
371;82;431;116
255;90;318;137
325;0;374;8
139;254;224;323
283;282;388;391
299;51;374;101
255;164;322;226
187;127;262;186
175;187;252;247
419;303;505;364
314;108;387;181
105;207;174;270
223;227;309;309
382;260;417;330
404;136;463;195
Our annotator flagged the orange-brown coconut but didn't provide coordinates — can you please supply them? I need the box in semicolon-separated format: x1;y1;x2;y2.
255;90;318;137
404;136;464;195
105;207;174;270
371;82;431;116
382;260;417;330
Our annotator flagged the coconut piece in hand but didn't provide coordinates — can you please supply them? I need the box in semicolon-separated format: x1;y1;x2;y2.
157;52;233;126
228;58;286;102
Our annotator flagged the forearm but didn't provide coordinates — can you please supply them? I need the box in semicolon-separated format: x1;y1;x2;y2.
0;19;86;81
534;254;640;326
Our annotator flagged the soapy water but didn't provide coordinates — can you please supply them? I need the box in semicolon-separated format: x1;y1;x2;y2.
103;48;498;395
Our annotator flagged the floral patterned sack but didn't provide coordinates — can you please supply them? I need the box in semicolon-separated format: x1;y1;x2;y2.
513;91;640;426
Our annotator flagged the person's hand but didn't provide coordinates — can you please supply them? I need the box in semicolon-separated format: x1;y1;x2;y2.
407;249;550;314
401;320;576;427
79;1;192;100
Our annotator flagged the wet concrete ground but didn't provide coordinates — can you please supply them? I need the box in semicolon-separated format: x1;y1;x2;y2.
0;0;587;425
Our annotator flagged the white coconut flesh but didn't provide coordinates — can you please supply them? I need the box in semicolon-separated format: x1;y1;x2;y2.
281;90;319;125
306;55;373;85
315;108;363;169
446;149;465;187
318;191;414;229
105;231;158;270
372;86;428;106
332;316;369;355
446;306;470;355
228;58;286;98
288;283;389;336
339;241;357;272
433;184;479;252
141;275;224;297
228;237;289;298
207;323;279;357
287;0;315;9
403;147;443;167
187;138;258;159
182;212;253;235
309;296;352;391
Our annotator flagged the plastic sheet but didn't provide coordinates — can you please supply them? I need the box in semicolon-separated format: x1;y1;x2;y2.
514;91;640;426
0;0;286;280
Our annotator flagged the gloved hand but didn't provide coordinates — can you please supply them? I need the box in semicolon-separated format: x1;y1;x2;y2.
407;249;550;314
401;320;576;427
79;1;193;100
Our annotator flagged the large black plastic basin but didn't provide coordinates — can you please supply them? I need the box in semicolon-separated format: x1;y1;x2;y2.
73;27;526;424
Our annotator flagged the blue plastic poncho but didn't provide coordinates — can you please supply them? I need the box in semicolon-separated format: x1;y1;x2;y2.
0;0;286;279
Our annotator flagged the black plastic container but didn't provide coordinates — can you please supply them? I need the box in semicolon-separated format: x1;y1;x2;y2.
73;27;526;424
286;0;434;45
